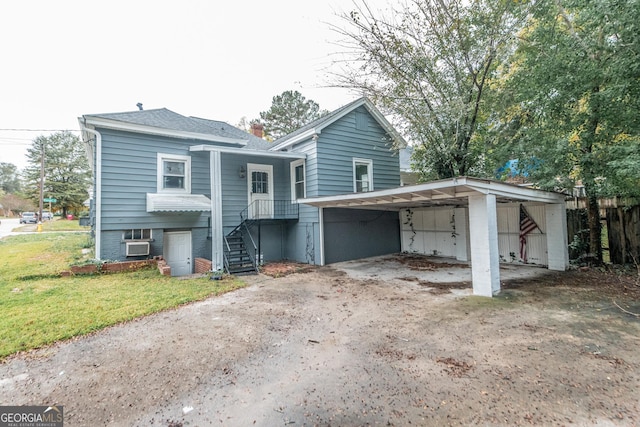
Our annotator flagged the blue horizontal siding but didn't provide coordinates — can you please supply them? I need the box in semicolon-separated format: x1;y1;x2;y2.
97;129;216;231
315;106;400;196
219;154;291;232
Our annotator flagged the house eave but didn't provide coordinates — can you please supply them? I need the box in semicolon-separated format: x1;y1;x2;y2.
300;177;567;210
82;116;248;146
190;144;306;159
269;129;320;151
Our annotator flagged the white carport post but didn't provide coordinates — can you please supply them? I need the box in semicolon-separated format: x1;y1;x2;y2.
545;202;569;271
210;150;224;271
468;194;501;297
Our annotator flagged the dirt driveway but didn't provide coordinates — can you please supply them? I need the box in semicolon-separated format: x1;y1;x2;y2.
1;255;639;426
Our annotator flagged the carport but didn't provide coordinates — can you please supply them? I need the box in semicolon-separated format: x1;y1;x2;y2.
300;177;569;297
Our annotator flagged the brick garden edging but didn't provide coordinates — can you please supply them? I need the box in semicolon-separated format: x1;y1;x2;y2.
63;257;169;276
194;257;212;274
62;256;216;277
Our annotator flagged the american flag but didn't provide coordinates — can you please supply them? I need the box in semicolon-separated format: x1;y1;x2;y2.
519;204;539;262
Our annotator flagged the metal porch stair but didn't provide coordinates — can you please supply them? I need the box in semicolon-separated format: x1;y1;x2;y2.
223;200;299;275
223;223;259;275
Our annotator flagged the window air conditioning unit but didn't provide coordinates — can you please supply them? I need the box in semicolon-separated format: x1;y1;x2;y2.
126;241;150;257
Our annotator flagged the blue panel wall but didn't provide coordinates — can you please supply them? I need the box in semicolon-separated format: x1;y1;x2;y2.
95;128;231;262
315;106;401;196
97;128;212;231
323;208;400;264
94;104;402;266
218;154;291;233
282;105;402;265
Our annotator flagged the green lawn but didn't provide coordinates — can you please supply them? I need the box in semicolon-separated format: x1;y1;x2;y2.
11;217;88;232
0;232;245;360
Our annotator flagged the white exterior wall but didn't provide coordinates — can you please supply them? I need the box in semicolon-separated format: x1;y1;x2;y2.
545;203;569;270
401;204;550;266
454;207;469;261
400;207;457;257
496;203;547;266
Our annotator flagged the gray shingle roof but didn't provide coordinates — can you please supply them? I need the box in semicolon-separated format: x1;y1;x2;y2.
84;108;271;150
189;116;271;150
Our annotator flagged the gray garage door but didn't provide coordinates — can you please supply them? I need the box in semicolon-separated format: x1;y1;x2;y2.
323;208;401;264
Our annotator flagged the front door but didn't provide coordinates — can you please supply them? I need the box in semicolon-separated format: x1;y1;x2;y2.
164;231;192;276
247;163;273;219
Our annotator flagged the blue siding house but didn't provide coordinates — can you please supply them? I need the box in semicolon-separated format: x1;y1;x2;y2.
79;98;406;275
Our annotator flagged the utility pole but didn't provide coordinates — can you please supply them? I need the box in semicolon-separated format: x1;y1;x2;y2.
39;140;44;230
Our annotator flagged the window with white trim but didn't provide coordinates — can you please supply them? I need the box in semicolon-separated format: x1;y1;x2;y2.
157;153;191;193
290;159;305;200
353;158;373;193
123;228;152;241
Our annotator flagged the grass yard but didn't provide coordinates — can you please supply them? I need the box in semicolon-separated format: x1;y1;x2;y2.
12;217;88;233
0;232;245;360
41;218;88;232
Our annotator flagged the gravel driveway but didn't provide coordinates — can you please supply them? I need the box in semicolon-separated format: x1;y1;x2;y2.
1;258;639;426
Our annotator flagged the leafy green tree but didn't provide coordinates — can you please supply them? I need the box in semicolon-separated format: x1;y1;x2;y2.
333;0;529;179
260;90;326;139
495;0;640;262
0;162;21;194
23;132;91;217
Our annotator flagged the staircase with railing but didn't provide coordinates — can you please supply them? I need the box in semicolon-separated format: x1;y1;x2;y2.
223;220;259;275
223;200;299;275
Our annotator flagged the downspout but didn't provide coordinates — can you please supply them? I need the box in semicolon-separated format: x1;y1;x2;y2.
81;125;102;260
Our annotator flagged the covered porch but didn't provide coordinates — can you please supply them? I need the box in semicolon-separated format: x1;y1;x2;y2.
189;144;306;273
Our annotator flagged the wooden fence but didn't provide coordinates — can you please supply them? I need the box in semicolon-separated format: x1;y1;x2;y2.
606;206;640;265
566;209;589;261
567;202;640;265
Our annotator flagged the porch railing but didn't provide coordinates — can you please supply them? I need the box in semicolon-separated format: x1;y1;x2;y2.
223;219;259;274
239;200;299;222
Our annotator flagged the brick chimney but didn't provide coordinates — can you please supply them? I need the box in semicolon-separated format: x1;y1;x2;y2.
250;123;264;138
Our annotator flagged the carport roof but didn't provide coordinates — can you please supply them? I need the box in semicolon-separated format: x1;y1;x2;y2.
300;176;566;210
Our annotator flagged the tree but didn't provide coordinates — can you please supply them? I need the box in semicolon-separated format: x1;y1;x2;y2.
260;90;327;139
332;0;529;179
236;117;253;133
23;131;91;217
0;162;21;194
0;193;34;216
495;0;640;262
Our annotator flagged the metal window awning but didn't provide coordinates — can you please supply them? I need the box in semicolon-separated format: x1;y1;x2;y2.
146;193;211;212
299;177;566;210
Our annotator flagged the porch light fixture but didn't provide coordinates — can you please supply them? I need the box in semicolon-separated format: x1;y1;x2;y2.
239;165;246;179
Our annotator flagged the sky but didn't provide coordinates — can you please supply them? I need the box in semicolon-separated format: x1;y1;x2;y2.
0;0;390;170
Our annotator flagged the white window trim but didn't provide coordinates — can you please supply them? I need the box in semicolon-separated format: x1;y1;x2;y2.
122;228;153;241
290;159;306;201
157;153;191;193
353;158;373;193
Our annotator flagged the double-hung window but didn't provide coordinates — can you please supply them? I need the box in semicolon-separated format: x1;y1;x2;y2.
353;158;373;193
157;153;191;193
290;159;305;200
